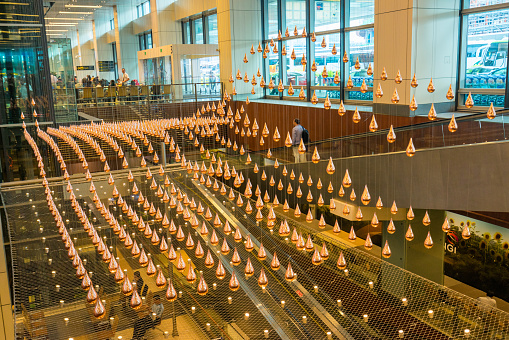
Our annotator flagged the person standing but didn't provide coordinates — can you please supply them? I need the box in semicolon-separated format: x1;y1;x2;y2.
292;118;307;163
132;295;164;339
121;68;130;85
477;291;497;310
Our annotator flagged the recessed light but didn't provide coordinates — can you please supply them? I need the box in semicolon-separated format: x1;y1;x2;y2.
64;5;102;8
45;18;84;20
58;11;93;15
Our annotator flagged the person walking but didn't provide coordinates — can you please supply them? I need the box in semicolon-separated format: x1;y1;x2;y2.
292;118;307;163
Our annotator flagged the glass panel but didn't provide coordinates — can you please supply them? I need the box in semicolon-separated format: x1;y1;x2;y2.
349;0;374;26
284;38;307;87
139;34;145;50
285;0;307;32
346;28;374;101
267;0;279;39
267;45;280;96
464;9;509;94
147;32;153;49
312;33;341;86
466;0;509;8
143;0;150;15
183;21;191;44
194;19;204;44
314;0;341;32
208;13;218;44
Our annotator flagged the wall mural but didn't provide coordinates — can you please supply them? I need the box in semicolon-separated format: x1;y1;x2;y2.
444;212;509;301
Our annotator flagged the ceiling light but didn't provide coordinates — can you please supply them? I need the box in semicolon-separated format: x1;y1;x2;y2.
46;24;78;26
46;30;68;32
58;11;93;15
47;34;64;36
64;5;102;9
45;18;84;20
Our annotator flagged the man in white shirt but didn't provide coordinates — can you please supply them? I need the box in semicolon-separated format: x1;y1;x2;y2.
121;68;130;85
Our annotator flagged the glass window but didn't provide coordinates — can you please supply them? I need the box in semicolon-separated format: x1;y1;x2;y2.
314;0;341;32
346;28;374;101
143;1;150;16
146;32;153;49
285;0;306;32
463;8;508;106
207;14;218;44
194;18;204;44
465;0;509;8
349;0;374;27
312;33;341;86
284;38;307;87
267;0;279;38
139;34;146;50
109;18;115;31
183;21;191;44
267;48;280;96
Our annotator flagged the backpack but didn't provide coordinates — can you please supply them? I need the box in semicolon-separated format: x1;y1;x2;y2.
301;127;310;146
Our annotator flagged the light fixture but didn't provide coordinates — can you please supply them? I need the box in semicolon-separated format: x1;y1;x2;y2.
46;24;78;26
47;34;64;36
65;4;102;8
45;18;84;21
59;11;93;14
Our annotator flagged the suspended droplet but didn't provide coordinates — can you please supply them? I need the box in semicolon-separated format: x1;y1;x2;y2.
337;251;347;270
229;271;240;291
381;67;388;81
382;241;392;258
405;225;415;241
93;298;106;319
442;217;450;232
348;226;356;241
428;103;437;121
376;196;383;209
285;263;296;282
487;102;496;119
410;73;418;88
424;231;434;249
406;138;416;157
391;88;400;103
395;70;402;84
462;225;471;239
448;114;457;133
465;92;474;109
409;95;418;111
352;107;361;123
387;125;396;143
342;169;352;188
364;234;373;250
446;84;454;100
427;78;435;93
361;185;371;205
271;252;280;270
387;218;396;234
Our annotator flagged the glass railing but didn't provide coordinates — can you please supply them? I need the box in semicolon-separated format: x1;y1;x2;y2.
74;82;223;108
245;108;509;164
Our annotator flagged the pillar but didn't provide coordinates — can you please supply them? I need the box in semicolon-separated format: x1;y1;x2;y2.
373;0;460;116
217;0;263;98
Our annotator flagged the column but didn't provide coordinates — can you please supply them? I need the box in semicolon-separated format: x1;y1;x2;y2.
373;0;460;116
113;6;123;72
217;0;263;97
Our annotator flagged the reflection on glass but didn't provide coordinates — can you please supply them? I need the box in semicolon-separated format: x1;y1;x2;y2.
464;9;508;96
267;51;280;96
349;0;374;26
268;0;278;38
285;0;306;32
314;0;341;32
208;14;218;44
313;34;341;86
194;19;204;44
181;57;220;97
346;28;374;101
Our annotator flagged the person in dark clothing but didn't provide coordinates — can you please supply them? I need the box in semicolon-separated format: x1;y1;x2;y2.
132;295;164;339
133;271;144;295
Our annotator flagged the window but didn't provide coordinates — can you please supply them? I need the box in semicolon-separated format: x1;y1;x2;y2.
314;0;341;32
263;0;374;103
460;1;509;108
109;18;115;31
345;28;374;101
349;0;374;26
193;18;204;44
136;0;150;18
182;12;217;44
138;30;153;51
207;14;218;44
267;0;278;38
182;21;191;44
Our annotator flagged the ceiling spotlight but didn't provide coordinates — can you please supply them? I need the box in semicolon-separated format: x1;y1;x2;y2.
64;5;102;8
